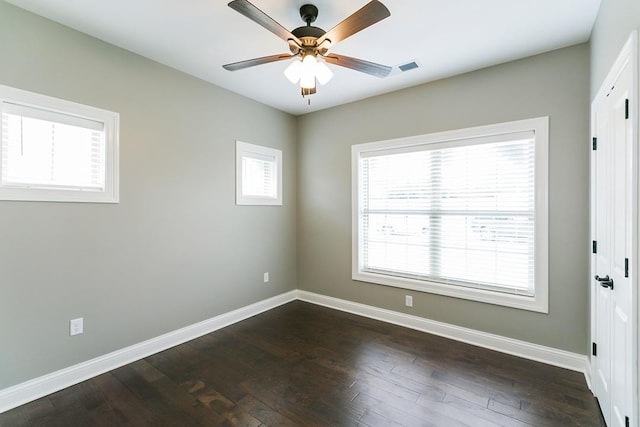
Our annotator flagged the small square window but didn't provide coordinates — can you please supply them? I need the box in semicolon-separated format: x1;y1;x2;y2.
0;85;119;203
236;141;282;206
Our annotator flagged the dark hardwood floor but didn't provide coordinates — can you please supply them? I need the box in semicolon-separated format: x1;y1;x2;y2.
1;301;604;426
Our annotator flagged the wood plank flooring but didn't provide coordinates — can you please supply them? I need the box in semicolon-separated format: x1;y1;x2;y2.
0;301;605;426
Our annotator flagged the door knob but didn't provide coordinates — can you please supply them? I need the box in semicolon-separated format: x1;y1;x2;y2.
595;275;614;289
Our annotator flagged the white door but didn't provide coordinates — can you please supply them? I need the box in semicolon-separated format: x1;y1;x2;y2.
592;42;635;427
593;85;613;421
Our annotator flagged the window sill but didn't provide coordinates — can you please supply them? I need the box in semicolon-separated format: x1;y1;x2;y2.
0;187;118;203
352;270;549;313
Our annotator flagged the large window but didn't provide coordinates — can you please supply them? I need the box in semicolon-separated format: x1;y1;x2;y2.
0;85;119;203
352;118;548;312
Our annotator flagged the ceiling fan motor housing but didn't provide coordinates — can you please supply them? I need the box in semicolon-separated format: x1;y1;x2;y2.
292;3;326;52
292;26;325;39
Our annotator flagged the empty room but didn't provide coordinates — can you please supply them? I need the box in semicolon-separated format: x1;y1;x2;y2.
0;0;638;426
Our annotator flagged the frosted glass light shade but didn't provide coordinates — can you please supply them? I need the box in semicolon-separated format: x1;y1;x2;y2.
300;54;317;89
300;73;316;90
284;60;302;84
315;61;333;85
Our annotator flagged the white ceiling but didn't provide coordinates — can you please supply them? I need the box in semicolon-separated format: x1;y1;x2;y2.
5;0;601;115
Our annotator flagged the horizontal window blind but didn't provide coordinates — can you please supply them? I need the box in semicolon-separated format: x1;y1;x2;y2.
2;101;104;131
241;153;277;199
360;135;535;295
1;102;106;191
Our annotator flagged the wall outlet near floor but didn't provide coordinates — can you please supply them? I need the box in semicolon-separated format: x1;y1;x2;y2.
405;295;413;307
263;272;269;283
70;318;83;336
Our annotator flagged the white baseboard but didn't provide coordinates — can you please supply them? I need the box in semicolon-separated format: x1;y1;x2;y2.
1;288;592;414
297;290;590;376
583;359;594;392
0;290;297;414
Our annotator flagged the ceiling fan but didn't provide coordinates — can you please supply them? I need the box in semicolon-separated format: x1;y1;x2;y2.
223;0;392;97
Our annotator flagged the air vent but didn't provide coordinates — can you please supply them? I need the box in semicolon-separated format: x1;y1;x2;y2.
398;61;419;72
388;60;421;77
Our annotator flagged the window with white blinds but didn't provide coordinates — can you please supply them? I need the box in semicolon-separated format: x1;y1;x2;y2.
352;117;549;312
236;141;282;205
242;154;277;199
0;84;119;203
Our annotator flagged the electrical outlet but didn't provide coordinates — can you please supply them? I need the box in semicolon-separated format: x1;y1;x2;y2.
405;295;413;307
70;318;83;336
263;272;269;283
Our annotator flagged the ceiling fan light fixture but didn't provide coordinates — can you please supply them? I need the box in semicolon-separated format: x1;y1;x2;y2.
285;53;332;94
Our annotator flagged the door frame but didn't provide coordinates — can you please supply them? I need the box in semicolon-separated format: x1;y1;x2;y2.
590;30;639;426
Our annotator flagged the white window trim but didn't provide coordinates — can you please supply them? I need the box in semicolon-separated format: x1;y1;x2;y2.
235;140;282;206
352;117;549;313
0;84;119;203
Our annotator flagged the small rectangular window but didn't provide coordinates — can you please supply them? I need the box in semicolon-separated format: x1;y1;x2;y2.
236;141;282;205
0;85;119;203
352;117;549;312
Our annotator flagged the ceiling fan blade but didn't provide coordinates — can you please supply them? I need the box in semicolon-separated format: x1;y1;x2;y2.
228;0;302;46
317;1;390;48
323;54;391;78
223;54;293;71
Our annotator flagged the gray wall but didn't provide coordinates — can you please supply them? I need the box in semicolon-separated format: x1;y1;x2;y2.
590;0;640;97
297;44;590;354
0;2;297;389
